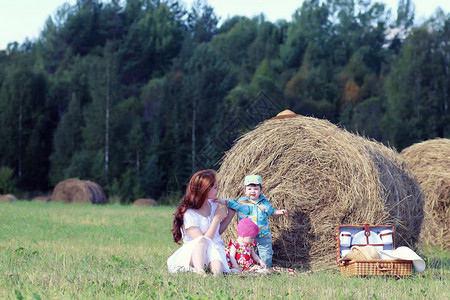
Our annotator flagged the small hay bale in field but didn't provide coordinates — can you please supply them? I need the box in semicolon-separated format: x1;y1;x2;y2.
400;138;450;250
31;196;51;202
0;194;17;202
50;178;107;204
133;198;158;206
218;111;424;270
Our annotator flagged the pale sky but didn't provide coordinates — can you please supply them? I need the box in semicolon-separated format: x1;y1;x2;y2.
0;0;448;50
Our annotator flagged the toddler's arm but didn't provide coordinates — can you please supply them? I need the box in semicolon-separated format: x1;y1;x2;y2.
273;209;288;216
251;247;267;268
211;197;227;206
229;245;242;271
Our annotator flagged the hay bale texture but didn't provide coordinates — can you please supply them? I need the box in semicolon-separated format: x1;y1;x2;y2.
400;138;450;250
50;178;107;204
218;111;424;270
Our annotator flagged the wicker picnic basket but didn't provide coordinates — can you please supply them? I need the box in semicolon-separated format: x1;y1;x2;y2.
336;223;413;277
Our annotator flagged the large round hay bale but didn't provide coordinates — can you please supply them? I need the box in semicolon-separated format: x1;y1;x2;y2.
400;138;450;250
218;111;424;270
0;194;17;202
50;178;107;204
133;198;158;206
51;178;90;203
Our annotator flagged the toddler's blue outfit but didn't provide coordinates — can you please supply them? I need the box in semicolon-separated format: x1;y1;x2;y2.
227;194;275;267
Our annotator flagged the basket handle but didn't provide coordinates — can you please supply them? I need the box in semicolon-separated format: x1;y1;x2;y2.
377;262;393;271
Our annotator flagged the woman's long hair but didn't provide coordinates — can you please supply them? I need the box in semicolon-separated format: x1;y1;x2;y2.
172;169;217;244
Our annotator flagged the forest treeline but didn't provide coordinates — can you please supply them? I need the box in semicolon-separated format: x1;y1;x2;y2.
0;0;448;203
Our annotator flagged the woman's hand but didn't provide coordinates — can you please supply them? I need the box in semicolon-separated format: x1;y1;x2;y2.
213;205;228;222
219;208;235;234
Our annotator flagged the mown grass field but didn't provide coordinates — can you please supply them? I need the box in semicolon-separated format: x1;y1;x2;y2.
0;201;448;299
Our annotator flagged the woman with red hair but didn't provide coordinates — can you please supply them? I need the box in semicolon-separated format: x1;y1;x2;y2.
167;169;235;276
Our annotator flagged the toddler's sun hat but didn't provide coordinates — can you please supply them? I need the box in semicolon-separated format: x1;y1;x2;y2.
244;175;262;186
237;218;259;237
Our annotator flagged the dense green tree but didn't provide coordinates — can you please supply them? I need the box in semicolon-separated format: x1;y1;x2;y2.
245;16;285;79
210;17;258;82
0;0;448;200
49;94;83;185
187;0;218;43
396;0;415;28
284;43;337;120
62;0;105;56
279;0;331;70
64;149;105;182
37;4;72;73
78;44;120;186
100;0;124;44
0;69;49;190
140;153;165;199
340;97;385;141
118;1;185;90
182;43;233;172
248;59;284;110
383;13;450;149
107;97;146;201
122;0;144;29
329;0;388;72
0;166;16;194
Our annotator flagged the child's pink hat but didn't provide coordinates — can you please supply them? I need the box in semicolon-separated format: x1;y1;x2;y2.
237;218;259;237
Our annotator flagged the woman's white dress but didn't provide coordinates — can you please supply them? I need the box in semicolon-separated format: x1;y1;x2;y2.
167;200;230;273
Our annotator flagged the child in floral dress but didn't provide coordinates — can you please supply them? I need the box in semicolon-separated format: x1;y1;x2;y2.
226;218;268;272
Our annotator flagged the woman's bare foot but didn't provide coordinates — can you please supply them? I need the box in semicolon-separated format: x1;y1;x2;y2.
194;269;207;277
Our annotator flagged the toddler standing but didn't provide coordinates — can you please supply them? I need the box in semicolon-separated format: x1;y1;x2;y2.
214;174;287;267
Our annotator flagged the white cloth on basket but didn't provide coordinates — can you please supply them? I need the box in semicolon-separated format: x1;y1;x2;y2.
167;200;230;273
379;246;425;272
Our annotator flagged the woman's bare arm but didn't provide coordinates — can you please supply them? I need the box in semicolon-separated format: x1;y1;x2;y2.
186;206;227;240
219;208;235;234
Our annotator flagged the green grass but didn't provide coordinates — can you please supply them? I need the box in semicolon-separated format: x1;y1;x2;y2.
0;201;448;299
